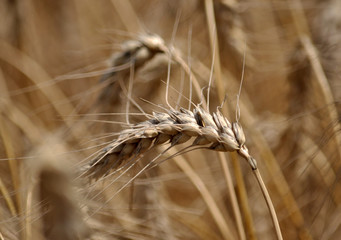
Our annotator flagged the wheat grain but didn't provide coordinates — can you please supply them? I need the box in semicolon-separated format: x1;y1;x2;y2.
85;105;257;178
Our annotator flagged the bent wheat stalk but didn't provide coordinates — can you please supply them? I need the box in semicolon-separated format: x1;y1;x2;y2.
84;104;282;240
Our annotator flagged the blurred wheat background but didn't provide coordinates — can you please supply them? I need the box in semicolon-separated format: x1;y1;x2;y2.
0;0;340;239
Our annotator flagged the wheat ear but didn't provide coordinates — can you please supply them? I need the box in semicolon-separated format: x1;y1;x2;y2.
85;105;257;177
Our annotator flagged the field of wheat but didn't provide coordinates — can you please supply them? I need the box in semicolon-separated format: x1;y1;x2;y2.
0;0;340;239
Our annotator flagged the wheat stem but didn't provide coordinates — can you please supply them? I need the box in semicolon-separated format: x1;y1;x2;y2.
111;0;141;34
218;152;246;240
204;0;225;103
174;154;234;239
231;152;257;240
253;169;283;240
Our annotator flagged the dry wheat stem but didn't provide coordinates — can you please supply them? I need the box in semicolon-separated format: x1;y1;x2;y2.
203;3;248;237
253;169;283;240
173;154;234;240
218;151;247;240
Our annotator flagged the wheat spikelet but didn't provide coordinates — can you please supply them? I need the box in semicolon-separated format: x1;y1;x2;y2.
85;105;257;178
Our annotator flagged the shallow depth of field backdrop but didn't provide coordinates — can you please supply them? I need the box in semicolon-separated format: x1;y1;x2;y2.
0;0;340;239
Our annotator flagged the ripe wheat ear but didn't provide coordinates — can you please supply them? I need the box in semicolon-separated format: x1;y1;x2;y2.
84;105;257;179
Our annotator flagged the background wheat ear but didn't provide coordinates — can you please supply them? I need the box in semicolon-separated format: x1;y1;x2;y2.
26;137;90;240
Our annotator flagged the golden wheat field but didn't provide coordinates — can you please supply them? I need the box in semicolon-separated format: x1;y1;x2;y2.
0;0;341;239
